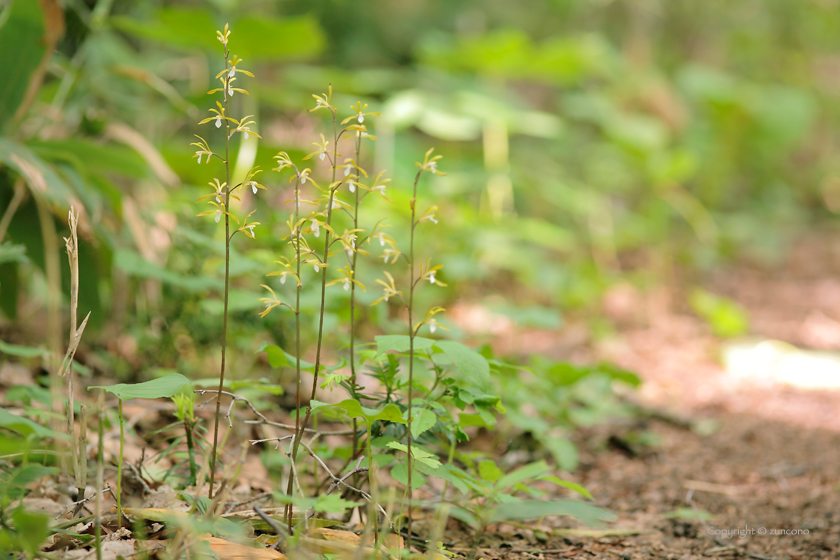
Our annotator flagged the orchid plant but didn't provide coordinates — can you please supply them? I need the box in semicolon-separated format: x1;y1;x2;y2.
190;23;266;498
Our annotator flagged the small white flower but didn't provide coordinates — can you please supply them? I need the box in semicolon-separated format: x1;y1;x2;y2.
228;85;234;97
215;195;221;204
358;114;364;123
250;181;258;194
265;302;271;310
429;161;437;172
344;165;351;177
429;216;438;224
280;274;287;285
384;295;389;302
429;272;436;284
314;264;320;272
381;253;388;262
429;320;437;334
215;210;221;223
197;153;203;164
346;249;353;259
312;221;320;237
379;233;385;246
348;181;355;193
351;240;356;249
215;115;222;128
229;67;236;78
343;279;350;291
319;153;325;161
246;225;255;238
331;199;339;210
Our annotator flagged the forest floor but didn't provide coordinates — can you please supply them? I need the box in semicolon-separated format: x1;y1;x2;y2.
13;236;840;560
462;234;840;560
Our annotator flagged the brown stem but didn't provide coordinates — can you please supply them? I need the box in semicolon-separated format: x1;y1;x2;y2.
210;43;232;500
286;106;339;522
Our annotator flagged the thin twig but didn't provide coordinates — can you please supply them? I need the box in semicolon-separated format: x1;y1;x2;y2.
253;505;287;550
57;487;112;519
224;492;271;514
196;389;354;435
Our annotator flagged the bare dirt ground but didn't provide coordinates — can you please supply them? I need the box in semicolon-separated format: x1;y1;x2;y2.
463;236;840;559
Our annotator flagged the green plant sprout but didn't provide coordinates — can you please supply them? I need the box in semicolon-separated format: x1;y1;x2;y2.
190;23;265;499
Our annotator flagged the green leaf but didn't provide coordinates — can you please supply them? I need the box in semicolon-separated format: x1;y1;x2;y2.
0;339;47;359
538;476;592;500
0;0;47;130
310;399;406;424
0;243;27;265
111;9;324;61
409;408;437;439
0;139;74;205
10;509;50;556
313;494;360;514
496;460;551;491
114;249;221;293
542;437;579;472
386;442;441;469
478;460;504;483
375;335;435;355
689;289;749;338
488;500;616;526
663;507;713;521
89;373;192;401
432;340;491;392
257;342;315;371
390;462;426;490
0;408;68;440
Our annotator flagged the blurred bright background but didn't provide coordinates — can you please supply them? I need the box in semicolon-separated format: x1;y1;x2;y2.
3;0;840;410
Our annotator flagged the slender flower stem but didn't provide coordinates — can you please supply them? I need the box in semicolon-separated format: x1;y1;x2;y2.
210;43;232;500
285;174;303;531
349;132;362;458
117;399;124;526
406;168;423;542
286;109;340;521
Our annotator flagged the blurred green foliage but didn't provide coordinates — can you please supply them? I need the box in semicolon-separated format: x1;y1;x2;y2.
0;0;836;375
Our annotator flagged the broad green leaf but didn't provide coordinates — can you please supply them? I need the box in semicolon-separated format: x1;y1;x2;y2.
0;408;67;440
28;140;148;178
543;437;579;472
310;399;406;424
539;476;592;500
689;289;749;338
478;460;504;483
313;494;360;513
122;508;242;539
0;0;47;130
0;139;74;205
375;335;435;355
10;509;50;556
409;408;437;439
256;342;321;372
386;442;441;469
0;339;47;359
0;243;27;265
663;507;713;521
390;462;426;490
114;249;221;293
90;373;192;401
496;460;551;491
111;9;324;61
488;500;616;526
432;340;491;391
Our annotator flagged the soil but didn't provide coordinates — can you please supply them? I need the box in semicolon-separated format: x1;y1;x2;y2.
453;234;840;559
